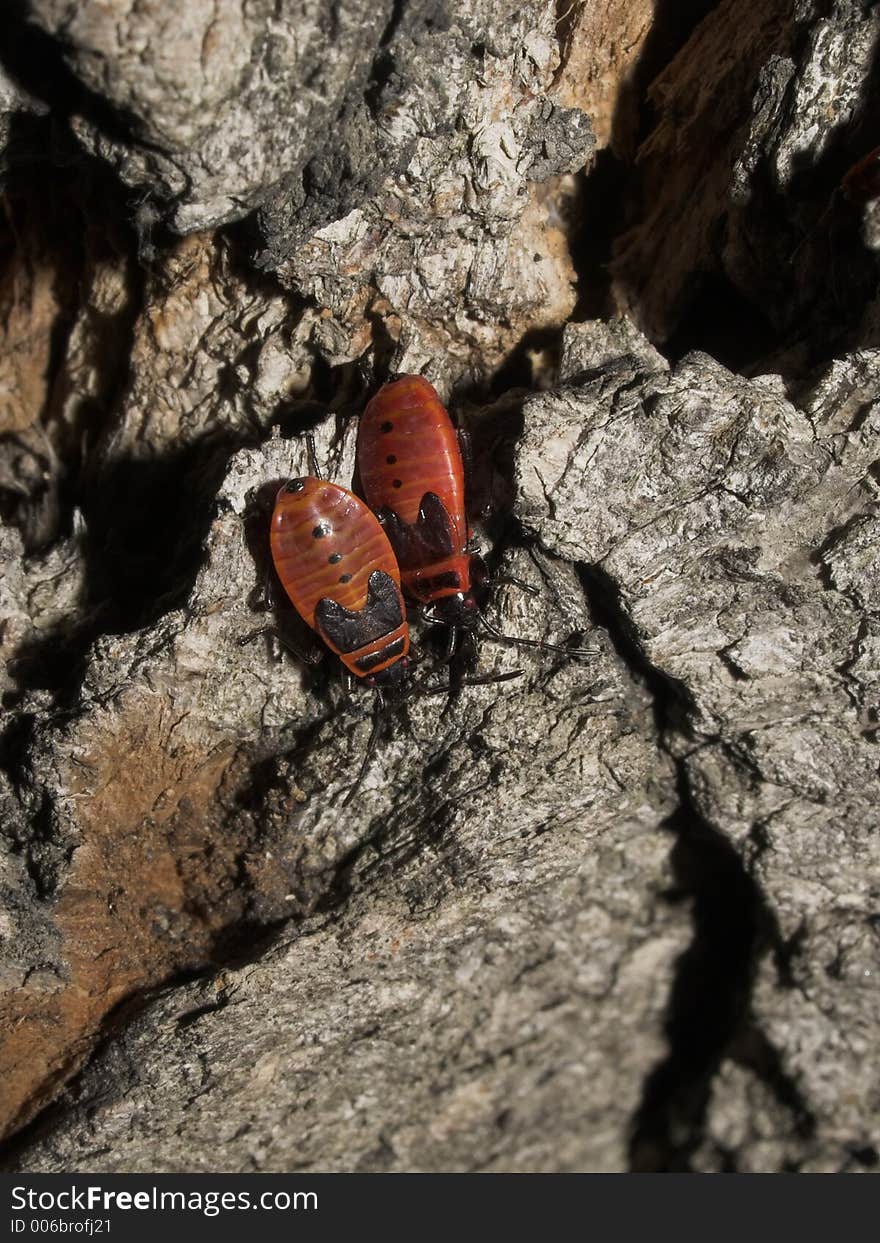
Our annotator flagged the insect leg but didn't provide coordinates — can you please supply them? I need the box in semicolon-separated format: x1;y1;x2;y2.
457;426;474;489
247;559;281;613
491;574;541;597
420;603;443;626
305;431;321;478
478;613;599;659
238;626;325;665
339;665;356;701
238;625;276;647
443;624;459;663
787;198;834;265
342;693;385;807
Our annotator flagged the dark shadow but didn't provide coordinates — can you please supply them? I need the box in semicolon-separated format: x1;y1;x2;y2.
0;114;145;552
663;272;778;370
577;563;813;1170
711;48;880;375
578;563;698;736
219;214;310;304
486;325;565;396
0;0;175;201
629;792;760;1172
560;2;726;339
611;0;725;158
627;781;817;1172
5;438;235;712
565;148;630;322
456;386;526;528
595;0;880;378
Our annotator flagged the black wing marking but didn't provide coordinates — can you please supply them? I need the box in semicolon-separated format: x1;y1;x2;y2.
355;635;406;672
314;569;404;653
378;492;455;569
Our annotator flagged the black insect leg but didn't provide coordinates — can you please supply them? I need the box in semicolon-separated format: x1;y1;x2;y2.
457;426;474;490
491;574;540;597
339;665;356;701
247;558;281;614
443;624;459;664
305;431;321;478
238;626;325;666
342;691;386;807
478;613;598;660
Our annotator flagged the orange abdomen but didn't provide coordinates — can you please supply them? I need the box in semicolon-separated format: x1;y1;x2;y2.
357;376;471;604
358;376;468;550
270;478;409;679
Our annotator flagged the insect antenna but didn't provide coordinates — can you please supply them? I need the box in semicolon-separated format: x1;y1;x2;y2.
342;691;386;807
477;613;599;659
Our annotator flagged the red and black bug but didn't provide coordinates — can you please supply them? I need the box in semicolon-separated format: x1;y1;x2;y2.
358;375;479;639
241;460;414;804
357;374;594;661
246;444;520;804
269;474;411;689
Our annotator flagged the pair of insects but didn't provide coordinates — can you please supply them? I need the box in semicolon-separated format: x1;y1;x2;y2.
265;374;588;686
267;374;512;695
256;374;591;802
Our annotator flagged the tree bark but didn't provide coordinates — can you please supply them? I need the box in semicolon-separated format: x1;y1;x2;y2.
0;0;878;1172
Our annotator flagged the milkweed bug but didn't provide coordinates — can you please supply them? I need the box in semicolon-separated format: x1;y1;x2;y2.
357;374;597;662
269;474;412;690
357;375;477;635
241;436;412;803
242;435;520;803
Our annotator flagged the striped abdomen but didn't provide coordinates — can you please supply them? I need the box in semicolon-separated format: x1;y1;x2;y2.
270;477;409;679
357;375;472;605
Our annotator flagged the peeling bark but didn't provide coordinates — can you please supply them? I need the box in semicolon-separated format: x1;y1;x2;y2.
1;0;879;1174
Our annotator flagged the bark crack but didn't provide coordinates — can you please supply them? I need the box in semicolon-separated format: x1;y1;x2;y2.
577;561;816;1170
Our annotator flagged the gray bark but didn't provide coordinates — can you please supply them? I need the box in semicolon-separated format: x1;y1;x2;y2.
0;0;878;1173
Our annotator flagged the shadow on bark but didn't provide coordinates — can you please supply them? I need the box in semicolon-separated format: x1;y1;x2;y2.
578;562;815;1170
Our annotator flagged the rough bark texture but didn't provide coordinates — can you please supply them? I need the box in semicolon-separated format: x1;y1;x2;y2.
0;0;878;1173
